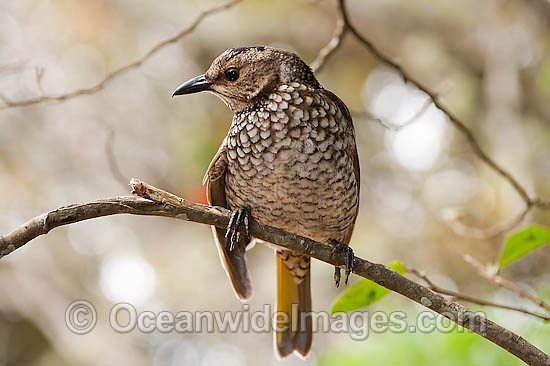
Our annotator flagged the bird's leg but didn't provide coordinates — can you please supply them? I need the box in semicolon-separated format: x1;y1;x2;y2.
330;240;354;287
225;206;251;251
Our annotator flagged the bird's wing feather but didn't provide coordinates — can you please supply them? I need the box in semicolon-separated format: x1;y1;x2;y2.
205;141;253;300
321;90;360;244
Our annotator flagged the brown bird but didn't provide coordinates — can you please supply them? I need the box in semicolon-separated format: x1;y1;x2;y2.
173;46;359;359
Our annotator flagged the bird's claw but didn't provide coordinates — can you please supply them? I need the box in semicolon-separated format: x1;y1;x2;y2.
225;206;251;251
331;240;354;287
334;267;342;288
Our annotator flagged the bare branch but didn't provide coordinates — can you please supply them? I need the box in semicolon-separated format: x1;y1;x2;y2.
443;206;530;240
533;199;550;210
105;129;130;189
0;0;242;109
352;98;432;131
34;67;45;97
337;0;550;217
464;255;550;312
0;180;548;365
408;268;550;322
311;15;346;72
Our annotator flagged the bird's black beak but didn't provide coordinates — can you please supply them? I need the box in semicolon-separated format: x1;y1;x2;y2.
172;74;212;97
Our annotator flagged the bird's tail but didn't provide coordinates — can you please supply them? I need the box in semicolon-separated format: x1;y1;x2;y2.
274;253;312;359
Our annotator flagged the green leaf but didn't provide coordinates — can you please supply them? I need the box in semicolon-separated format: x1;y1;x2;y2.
498;225;550;268
331;261;405;314
387;260;406;275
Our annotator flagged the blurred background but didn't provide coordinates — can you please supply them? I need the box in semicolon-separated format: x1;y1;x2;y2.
0;0;549;365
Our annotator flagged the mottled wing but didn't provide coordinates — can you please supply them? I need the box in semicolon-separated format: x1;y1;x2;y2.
204;140;253;300
321;89;360;244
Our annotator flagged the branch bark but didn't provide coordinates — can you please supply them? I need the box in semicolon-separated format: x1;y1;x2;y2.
0;179;548;366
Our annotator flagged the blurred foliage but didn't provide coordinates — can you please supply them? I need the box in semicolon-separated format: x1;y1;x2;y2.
331;261;405;314
319;320;550;366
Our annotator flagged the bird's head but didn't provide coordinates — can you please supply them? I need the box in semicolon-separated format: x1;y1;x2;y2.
172;46;320;112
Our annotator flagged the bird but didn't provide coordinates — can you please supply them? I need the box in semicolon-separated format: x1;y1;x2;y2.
173;46;359;359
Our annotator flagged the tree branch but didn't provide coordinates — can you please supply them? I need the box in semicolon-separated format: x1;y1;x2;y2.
0;179;548;365
336;0;550;238
351;98;432;131
105;129;130;189
464;255;550;312
408;268;550;322
337;0;528;204
310;12;346;72
0;0;243;109
442;205;531;240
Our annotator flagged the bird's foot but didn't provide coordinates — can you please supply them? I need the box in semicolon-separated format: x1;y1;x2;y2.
225;206;251;251
334;267;342;288
331;240;354;287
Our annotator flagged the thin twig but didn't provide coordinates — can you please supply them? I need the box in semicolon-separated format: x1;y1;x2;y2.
105;129;129;189
352;98;432;131
34;67;45;97
442;206;531;240
0;0;242;109
408;268;550;322
464;255;550;312
0;179;548;365
337;0;550;225
311;15;346;72
533;199;550;210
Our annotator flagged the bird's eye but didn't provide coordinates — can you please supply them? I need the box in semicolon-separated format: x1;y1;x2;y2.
224;68;239;82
